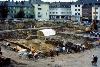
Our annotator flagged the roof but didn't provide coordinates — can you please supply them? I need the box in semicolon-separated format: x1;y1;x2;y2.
39;29;56;36
49;2;71;8
30;0;44;4
76;0;97;4
82;3;92;8
8;1;32;7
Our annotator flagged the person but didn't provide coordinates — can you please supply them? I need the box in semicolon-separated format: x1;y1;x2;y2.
82;45;85;52
62;46;66;54
92;55;98;65
28;51;33;59
50;50;54;58
34;52;38;60
55;46;59;56
93;56;98;64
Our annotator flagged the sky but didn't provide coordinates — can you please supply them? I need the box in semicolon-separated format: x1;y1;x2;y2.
0;0;77;2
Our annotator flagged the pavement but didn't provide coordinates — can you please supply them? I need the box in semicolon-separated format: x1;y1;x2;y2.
1;44;100;67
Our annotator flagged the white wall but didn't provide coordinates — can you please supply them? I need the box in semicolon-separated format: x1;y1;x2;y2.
71;4;82;22
92;6;100;20
49;8;71;15
71;4;82;16
33;4;49;21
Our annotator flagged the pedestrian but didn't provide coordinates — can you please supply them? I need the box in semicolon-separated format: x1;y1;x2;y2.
62;46;66;54
82;45;85;52
93;56;98;64
55;46;60;56
92;55;98;66
34;52;38;61
28;51;33;59
50;50;54;59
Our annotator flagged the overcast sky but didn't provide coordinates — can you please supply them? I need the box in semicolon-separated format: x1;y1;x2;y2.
0;0;77;2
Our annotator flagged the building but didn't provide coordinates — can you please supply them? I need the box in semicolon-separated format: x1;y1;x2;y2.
77;0;97;4
82;3;92;24
71;2;82;22
33;2;49;21
1;0;99;22
49;2;71;20
92;3;100;21
8;0;34;19
29;0;42;3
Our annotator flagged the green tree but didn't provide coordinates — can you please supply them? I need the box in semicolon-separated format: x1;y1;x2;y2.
15;9;25;18
0;1;9;22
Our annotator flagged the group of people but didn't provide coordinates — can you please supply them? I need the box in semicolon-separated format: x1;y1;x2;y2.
54;42;85;56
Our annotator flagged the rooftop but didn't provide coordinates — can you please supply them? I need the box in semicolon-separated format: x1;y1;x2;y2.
49;2;71;8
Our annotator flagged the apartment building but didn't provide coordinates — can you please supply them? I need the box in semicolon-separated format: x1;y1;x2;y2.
49;2;71;20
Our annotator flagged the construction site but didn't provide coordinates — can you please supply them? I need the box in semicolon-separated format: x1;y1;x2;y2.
0;20;100;67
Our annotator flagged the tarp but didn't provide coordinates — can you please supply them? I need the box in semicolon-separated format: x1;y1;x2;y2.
38;29;56;36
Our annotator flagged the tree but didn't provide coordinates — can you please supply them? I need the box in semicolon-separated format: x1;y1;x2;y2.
0;1;9;22
15;9;25;18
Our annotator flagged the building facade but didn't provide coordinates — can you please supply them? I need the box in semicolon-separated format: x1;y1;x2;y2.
49;2;71;20
33;3;49;21
8;1;34;19
0;0;100;22
82;3;92;23
92;3;100;21
71;2;82;22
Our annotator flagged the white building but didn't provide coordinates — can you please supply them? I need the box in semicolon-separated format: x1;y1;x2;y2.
92;4;100;20
71;3;82;22
49;2;71;20
33;3;49;21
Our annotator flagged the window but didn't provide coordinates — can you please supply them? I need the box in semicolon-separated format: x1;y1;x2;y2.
67;12;69;14
56;12;58;14
75;5;77;7
95;16;98;19
38;15;42;18
95;7;98;9
75;9;77;11
38;12;40;14
46;12;47;15
78;9;80;11
38;4;40;6
78;5;80;7
14;11;16;13
56;16;59;18
50;12;51;14
61;12;65;14
78;13;80;15
11;11;13;13
53;12;55;14
93;12;98;14
75;13;77;15
38;8;41;10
